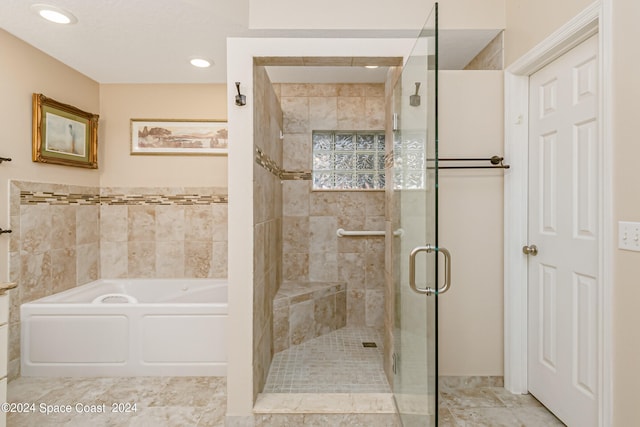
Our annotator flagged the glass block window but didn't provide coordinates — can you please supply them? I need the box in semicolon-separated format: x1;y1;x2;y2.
393;130;427;190
312;131;386;190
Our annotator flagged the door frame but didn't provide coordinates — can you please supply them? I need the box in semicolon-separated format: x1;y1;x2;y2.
503;1;612;425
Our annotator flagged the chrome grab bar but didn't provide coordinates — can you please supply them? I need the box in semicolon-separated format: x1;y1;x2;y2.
337;228;384;237
336;228;404;238
409;245;452;295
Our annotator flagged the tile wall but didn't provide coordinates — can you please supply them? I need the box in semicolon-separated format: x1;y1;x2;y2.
464;32;504;70
253;65;284;398
8;181;229;380
384;67;402;384
99;187;228;279
272;281;346;353
273;83;387;329
8;181;100;380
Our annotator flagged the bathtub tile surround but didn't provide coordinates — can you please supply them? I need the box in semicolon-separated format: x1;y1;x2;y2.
9;181;100;380
8;181;229;381
100;186;228;279
279;83;386;330
253;65;284;398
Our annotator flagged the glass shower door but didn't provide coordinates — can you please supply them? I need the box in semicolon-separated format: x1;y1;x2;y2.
392;4;446;426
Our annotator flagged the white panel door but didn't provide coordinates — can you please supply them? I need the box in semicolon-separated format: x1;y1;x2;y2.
527;35;599;427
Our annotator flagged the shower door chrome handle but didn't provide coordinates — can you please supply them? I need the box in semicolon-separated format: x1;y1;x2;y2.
409;245;452;295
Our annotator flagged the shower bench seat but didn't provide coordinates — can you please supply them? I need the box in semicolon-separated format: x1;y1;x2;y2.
273;281;346;353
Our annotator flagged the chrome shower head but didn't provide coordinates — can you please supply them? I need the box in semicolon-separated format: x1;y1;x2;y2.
410;82;421;106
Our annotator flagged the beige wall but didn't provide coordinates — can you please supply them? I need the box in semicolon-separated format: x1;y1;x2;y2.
504;0;594;66
505;0;640;423
0;30;101;380
611;0;640;424
438;71;504;375
99;84;228;188
0;31;101;189
0;29;100;283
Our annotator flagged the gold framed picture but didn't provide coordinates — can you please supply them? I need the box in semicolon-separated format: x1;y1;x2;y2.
32;93;99;168
130;119;228;155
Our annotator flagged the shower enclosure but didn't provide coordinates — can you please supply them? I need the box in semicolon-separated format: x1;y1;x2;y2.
392;4;447;426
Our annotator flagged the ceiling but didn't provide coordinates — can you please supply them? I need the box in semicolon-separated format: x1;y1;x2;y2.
0;0;500;84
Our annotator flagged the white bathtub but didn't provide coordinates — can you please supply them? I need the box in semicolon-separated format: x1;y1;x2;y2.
20;278;227;377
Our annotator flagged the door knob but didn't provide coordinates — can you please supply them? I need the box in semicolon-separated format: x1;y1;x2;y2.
522;244;538;256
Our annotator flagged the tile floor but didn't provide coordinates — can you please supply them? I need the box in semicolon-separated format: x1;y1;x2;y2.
6;376;226;427
264;326;390;393
439;378;566;426
6;375;566;427
6;325;566;426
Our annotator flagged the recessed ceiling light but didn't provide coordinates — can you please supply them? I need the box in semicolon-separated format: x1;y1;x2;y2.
190;58;212;68
365;65;379;69
30;4;77;24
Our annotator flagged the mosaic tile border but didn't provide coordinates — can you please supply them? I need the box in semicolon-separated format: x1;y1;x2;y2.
101;193;228;205
280;171;312;181
256;146;311;181
256;146;283;177
20;191;228;206
20;191;100;205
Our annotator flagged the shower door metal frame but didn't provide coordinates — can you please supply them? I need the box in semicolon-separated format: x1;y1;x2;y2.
392;3;442;425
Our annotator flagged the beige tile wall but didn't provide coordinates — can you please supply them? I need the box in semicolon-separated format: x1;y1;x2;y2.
8;182;229;381
274;83;386;329
384;67;402;385
8;181;101;380
253;66;284;398
99;187;228;279
464;32;504;70
273;281;346;353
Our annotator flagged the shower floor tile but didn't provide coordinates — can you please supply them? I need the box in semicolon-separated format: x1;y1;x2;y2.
263;326;391;393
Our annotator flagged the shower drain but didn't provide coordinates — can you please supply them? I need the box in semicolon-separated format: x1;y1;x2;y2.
362;342;377;348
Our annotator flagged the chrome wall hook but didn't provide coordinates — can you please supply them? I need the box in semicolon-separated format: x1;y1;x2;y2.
235;82;246;106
